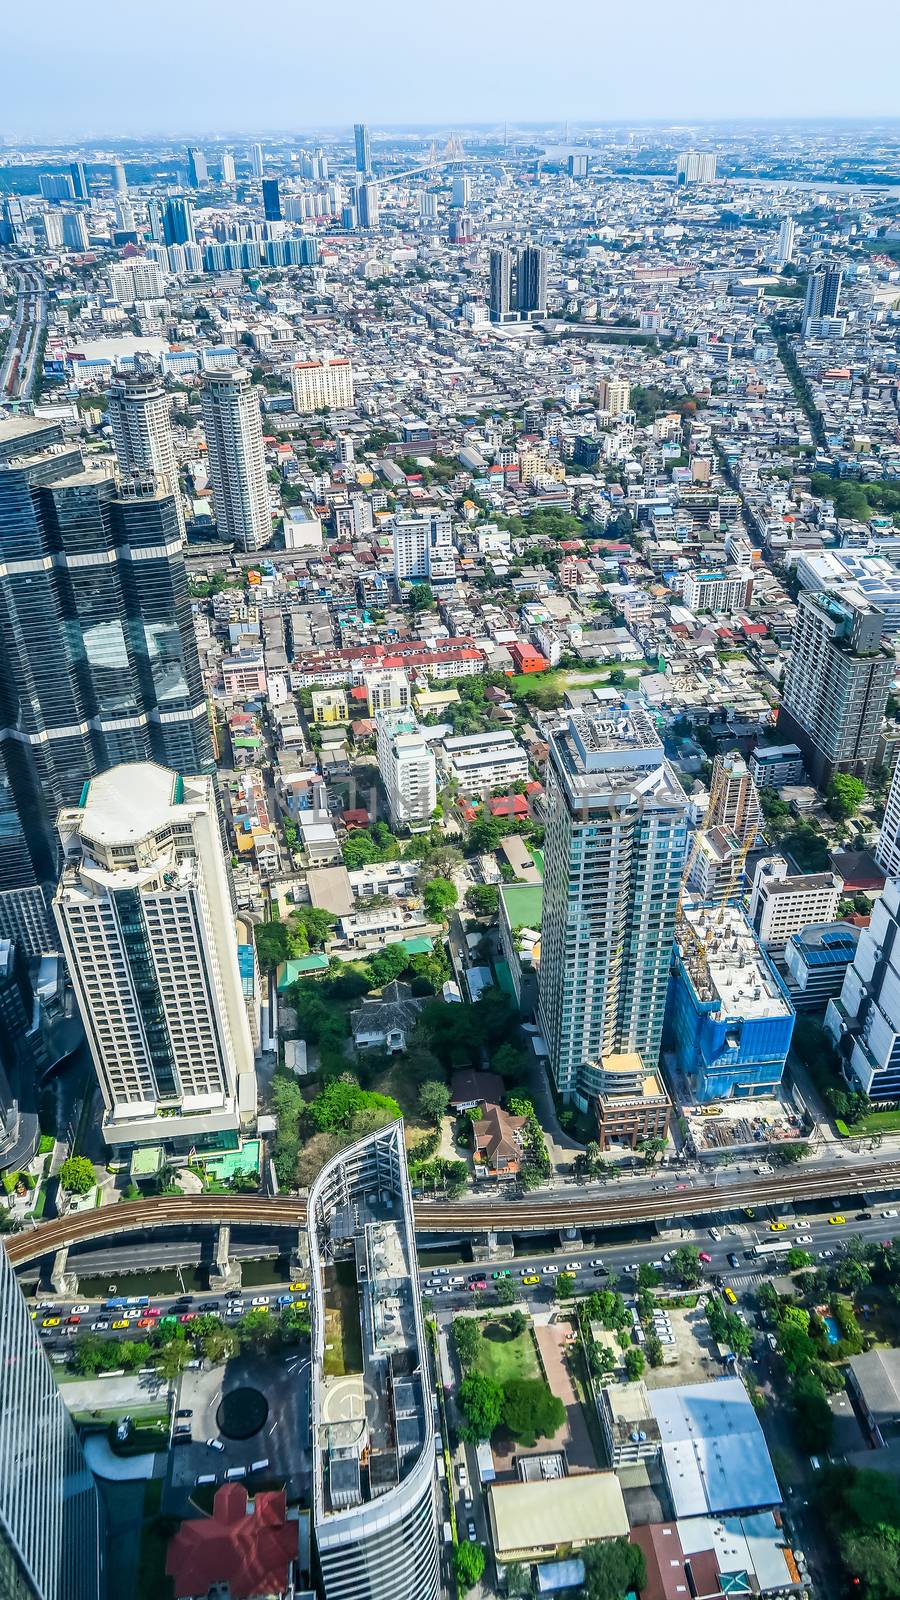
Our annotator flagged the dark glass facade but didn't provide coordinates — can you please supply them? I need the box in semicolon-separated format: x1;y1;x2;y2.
0;419;213;893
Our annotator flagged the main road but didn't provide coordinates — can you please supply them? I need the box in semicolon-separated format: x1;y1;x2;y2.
6;1154;900;1267
0;266;46;400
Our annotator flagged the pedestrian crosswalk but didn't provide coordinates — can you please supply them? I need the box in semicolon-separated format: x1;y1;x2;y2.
726;1271;764;1289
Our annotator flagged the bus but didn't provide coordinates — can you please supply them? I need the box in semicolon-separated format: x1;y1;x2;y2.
753;1239;792;1258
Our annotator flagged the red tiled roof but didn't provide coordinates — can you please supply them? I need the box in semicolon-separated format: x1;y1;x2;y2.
166;1484;297;1600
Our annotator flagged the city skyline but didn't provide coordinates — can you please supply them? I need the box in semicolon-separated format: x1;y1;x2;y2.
4;0;900;136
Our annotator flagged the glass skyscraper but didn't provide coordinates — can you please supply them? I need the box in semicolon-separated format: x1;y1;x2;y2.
0;1244;103;1599
0;415;214;930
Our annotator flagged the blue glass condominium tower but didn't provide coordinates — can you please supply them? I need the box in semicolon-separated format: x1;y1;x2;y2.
0;1245;102;1599
538;708;688;1108
0;415;213;940
309;1123;439;1600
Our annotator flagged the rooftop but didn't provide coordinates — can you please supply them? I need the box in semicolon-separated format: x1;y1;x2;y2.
488;1474;629;1559
648;1377;781;1518
679;903;792;1019
75;762;188;846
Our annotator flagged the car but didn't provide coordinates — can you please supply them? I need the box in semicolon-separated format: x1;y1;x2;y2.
292;1292;307;1303
698;1252;712;1264
137;1317;156;1328
882;1210;899;1219
544;1265;559;1274
112;1320;129;1330
65;1315;81;1325
70;1304;90;1315
796;1234;813;1244
251;1296;270;1306
147;1306;162;1317
491;1270;511;1279
176;1408;193;1419
180;1312;196;1323
709;1228;721;1241
652;1260;665;1270
467;1521;477;1543
769;1222;788;1232
277;1294;294;1306
522;1275;540;1285
728;1252;740;1269
457;1464;468;1488
624;1263;639;1274
94;1320;109;1332
565;1261;580;1270
662;1250;674;1262
289;1281;307;1292
589;1258;604;1267
829;1215;846;1226
469;1280;487;1292
206;1438;225;1452
593;1268;607;1277
42;1317;60;1327
767;1333;778;1350
818;1249;834;1260
857;1211;873;1221
723;1287;737;1305
658;1333;676;1345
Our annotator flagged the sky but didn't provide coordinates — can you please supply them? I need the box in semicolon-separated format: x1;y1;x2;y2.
4;0;900;139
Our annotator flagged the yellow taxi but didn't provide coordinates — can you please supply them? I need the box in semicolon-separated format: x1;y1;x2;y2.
290;1281;307;1292
41;1317;60;1327
522;1274;540;1286
111;1319;130;1330
723;1287;737;1305
829;1215;846;1226
769;1222;788;1232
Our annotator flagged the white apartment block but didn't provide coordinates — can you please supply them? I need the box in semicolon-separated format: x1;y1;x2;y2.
749;744;805;790
365;669;410;717
682;568;753;615
201;369;272;552
107;376;185;538
826;879;900;1101
538;709;689;1105
53;764;257;1153
877;758;900;879
597;376;631;415
376;714;437;832
439;731;529;794
108;259;166;303
392;511;455;585
290;356;355;415
749;856;843;946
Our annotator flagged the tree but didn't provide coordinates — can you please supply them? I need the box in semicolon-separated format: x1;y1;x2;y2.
468;813;504;854
637;1136;667;1167
495;1276;517;1305
555;1272;576;1300
582;1539;647;1600
792;1372;833;1453
501;1379;565;1445
423;877;458;921
409;582;435;612
624;1346;645;1380
507;1309;528;1337
637;1264;660;1289
59;1156;95;1194
827;773;866;821
254;920;290;972
671;1245;702;1286
367;944;411;988
156;1340;190;1380
589;1342;617;1379
645;1333;665;1368
455;1543;485;1591
451;1316;482;1370
458;1372;503;1441
238;1309;277;1348
786;1248;814;1271
465;884;499;916
418;1079;451;1125
292;905;336;949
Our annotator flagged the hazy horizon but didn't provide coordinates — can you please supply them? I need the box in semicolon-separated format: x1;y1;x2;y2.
5;0;900;140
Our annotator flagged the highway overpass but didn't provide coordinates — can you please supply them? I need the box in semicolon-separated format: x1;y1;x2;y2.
6;1155;900;1268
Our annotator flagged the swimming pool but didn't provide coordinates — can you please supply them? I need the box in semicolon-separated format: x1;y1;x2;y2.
823;1314;840;1345
204;1139;262;1180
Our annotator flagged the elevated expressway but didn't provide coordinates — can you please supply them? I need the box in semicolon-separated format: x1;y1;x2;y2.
6;1155;900;1269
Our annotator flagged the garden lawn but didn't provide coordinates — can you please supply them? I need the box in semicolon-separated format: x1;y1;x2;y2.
322;1259;364;1377
847;1109;900;1136
474;1320;540;1384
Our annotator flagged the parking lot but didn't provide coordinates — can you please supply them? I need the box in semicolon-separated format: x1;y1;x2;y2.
163;1350;311;1516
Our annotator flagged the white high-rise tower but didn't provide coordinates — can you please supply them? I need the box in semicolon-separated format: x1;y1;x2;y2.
201;369;272;551
538;708;688;1105
53;763;257;1153
107;375;185;538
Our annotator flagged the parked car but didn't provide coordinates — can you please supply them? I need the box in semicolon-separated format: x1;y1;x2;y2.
206;1439;225;1452
467;1521;477;1543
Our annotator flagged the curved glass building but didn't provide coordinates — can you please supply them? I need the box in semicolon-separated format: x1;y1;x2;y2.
308;1122;439;1600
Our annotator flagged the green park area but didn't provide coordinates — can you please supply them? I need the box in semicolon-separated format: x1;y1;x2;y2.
322;1260;364;1378
474;1318;541;1385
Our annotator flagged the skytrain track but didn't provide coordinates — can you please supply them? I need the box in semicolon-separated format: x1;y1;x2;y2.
5;1155;900;1266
